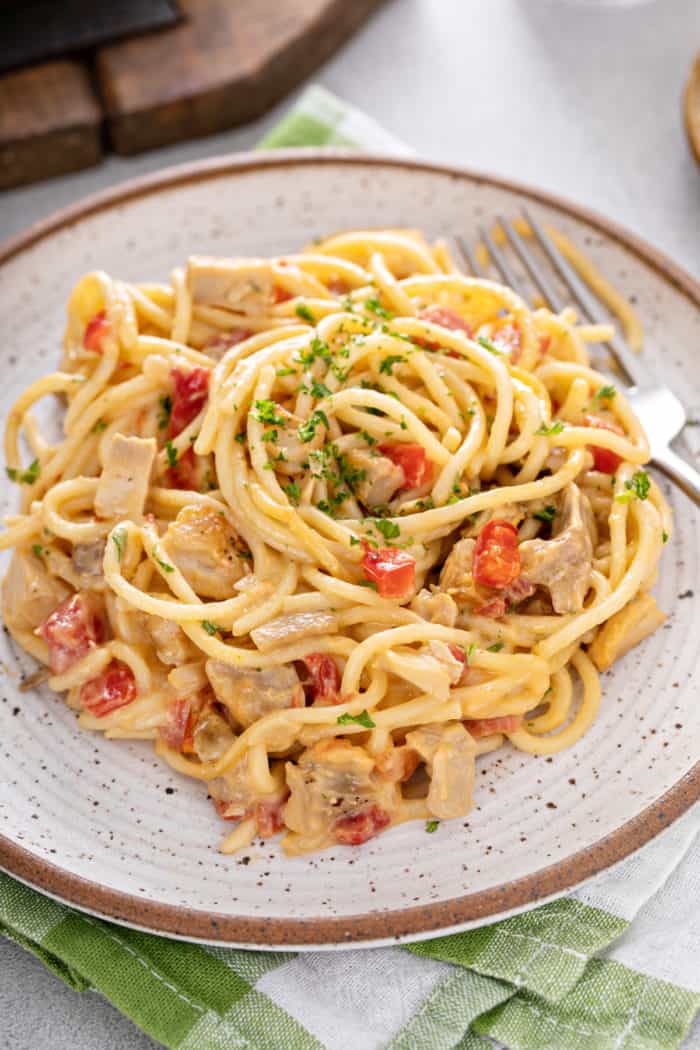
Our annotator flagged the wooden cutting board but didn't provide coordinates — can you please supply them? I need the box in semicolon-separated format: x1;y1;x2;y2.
0;0;384;188
97;0;386;154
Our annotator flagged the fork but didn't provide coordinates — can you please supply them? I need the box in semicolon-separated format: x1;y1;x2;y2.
455;211;700;507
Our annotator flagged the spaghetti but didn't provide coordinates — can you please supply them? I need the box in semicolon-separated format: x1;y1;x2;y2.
1;228;671;856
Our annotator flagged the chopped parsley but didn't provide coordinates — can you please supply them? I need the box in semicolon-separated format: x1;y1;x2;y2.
379;354;406;376
201;620;220;636
32;544;46;558
594;384;616;402
359;429;377;447
349;535;361;546
310;379;332;399
535;420;565;436
373;518;400;541
364;296;394;320
487;641;504;652
112;528;126;561
276;366;297;377
298;409;329;443
425;819;440;833
466;642;477;663
295;302;315;323
157;394;172;430
533;505;557;524
337;709;376;728
662;530;669;543
165;440;178;468
252;399;286;426
234;431;246;444
296;335;331;368
284;481;301;505
6;459;40;485
261;429;279;444
91;419;108;434
358;578;378;590
615;470;651;504
153;553;175;573
477;335;504;356
415;496;435;511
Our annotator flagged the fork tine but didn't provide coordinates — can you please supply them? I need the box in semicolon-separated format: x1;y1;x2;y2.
523;207;648;385
498;215;565;312
479;226;528;298
454;235;482;277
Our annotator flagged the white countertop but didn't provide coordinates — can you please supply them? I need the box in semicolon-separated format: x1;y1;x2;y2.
1;1;698;1047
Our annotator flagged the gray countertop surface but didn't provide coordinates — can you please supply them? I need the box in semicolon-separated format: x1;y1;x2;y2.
1;1;699;1047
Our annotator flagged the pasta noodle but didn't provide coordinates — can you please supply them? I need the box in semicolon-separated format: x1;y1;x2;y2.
1;228;670;856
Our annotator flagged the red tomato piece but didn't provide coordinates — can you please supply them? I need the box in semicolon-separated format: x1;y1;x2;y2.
334;804;391;846
418;305;472;335
272;285;293;304
159;697;197;752
538;334;551;360
379;443;433;490
80;661;137;718
165;446;205;491
472;520;521;590
304;653;342;704
465;715;522;737
168;367;210;439
362;546;416;599
38;592;105;674
447;643;469;683
474;596;507;619
583;414;624;474
328;277;349;295
83;311;112;352
250;797;288;838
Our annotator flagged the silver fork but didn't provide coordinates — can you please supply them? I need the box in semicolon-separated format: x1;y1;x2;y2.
455;211;700;507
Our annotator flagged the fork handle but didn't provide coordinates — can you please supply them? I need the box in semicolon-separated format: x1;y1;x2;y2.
653;446;700;507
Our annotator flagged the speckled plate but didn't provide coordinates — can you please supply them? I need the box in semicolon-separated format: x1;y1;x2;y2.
1;151;699;949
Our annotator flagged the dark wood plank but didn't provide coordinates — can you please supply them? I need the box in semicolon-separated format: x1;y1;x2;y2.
0;60;102;190
97;0;386;155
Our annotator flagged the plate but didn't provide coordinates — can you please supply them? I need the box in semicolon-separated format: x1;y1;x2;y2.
1;150;699;949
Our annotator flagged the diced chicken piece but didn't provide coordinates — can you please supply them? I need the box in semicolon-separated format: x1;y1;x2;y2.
428;640;467;685
147;615;199;666
589;593;665;672
205;660;304;728
410;588;458;627
2;551;71;634
193;705;236;763
71;540;106;585
188;257;295;316
250;611;338;652
519;484;594;614
439;537;477;602
406;721;476;820
273;406;326;475
162;505;249;599
374;744;421;784
285;739;399;851
94;434;156;522
344;448;404;509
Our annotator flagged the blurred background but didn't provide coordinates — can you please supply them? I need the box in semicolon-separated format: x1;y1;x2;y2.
1;0;698;276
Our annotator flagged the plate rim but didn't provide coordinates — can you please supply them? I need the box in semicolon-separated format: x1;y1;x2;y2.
0;147;698;948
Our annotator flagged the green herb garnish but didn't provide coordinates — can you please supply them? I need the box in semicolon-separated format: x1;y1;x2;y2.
374;518;400;541
533;505;556;524
337;710;376;728
615;470;650;504
6;459;40;485
295;303;315;323
535;421;565;436
91;419;108;434
165;440;178;468
379;354;406;376
310;380;332;399
154;554;175;573
201;620;220;636
157;395;172;430
487;642;504;652
594;385;616;402
298;409;329;443
32;544;45;558
477;335;504;356
284;482;301;505
112;528;126;561
425;820;440;833
252;399;286;426
365;296;394;320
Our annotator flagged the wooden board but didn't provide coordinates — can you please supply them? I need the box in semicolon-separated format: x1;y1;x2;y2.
96;0;386;155
0;60;102;190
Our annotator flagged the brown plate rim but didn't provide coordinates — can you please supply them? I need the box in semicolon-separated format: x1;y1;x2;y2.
0;148;698;947
684;51;700;168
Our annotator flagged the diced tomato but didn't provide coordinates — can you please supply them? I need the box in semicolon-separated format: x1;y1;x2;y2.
378;443;433;490
446;643;470;684
159;697;198;752
250;796;288;838
213;797;241;821
272;285;293;304
38;592;105;674
491;322;522;359
362;545;416;600
465;715;522;738
334;803;391;846
83;311;112;352
168;367;210;439
474;596;507;619
538;334;551;360
329;277;349;295
472;520;520;590
418;305;472;335
80;661;136;718
583;414;624;474
304;653;342;704
165;446;206;490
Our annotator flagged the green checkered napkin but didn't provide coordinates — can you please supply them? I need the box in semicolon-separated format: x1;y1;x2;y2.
2;85;700;1050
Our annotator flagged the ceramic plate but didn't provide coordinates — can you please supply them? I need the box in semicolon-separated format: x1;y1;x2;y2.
1;151;699;949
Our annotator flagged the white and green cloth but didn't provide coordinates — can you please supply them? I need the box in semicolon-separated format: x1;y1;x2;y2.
2;86;699;1050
